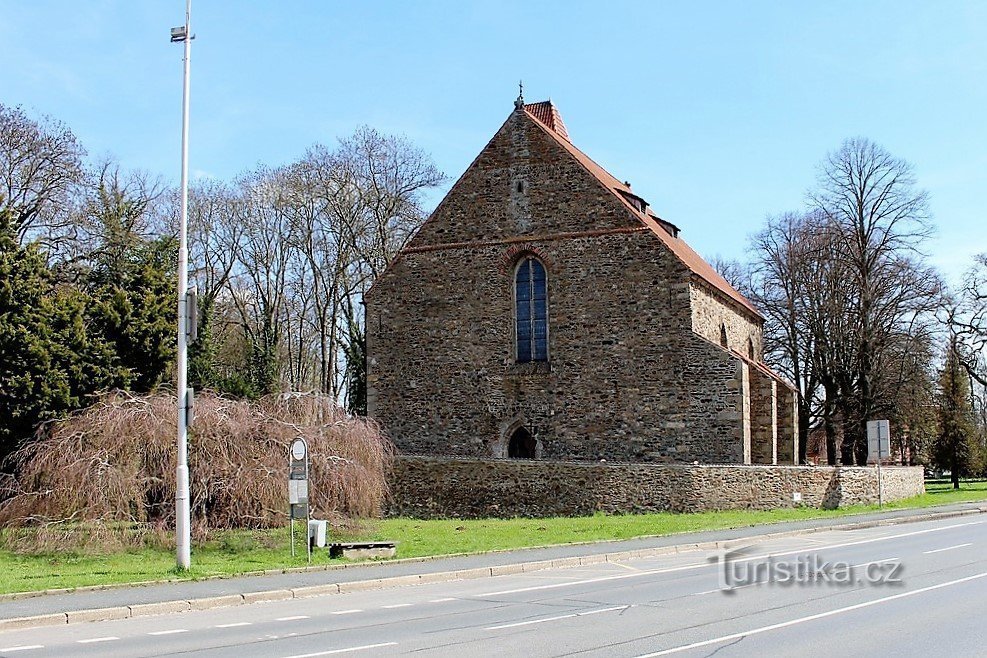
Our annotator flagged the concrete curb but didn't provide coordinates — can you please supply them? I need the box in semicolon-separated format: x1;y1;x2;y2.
1;505;983;633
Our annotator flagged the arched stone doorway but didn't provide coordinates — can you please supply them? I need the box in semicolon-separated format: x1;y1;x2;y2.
507;426;537;459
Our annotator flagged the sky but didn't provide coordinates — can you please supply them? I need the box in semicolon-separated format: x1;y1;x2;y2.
2;1;985;284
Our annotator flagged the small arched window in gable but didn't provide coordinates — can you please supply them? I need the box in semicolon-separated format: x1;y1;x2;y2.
748;337;755;360
719;323;728;348
515;256;548;362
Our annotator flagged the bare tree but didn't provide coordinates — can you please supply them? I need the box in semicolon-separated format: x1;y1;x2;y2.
953;254;987;387
0;103;86;247
226;167;296;395
812;137;939;464
747;212;827;463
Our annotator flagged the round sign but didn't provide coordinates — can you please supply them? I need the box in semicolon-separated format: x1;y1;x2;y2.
290;439;307;461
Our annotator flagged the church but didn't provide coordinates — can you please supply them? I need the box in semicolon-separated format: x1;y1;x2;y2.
365;95;798;466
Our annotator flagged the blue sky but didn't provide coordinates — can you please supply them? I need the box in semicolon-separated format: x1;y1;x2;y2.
2;1;985;283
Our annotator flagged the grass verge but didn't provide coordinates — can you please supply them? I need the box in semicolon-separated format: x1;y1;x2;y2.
1;479;984;596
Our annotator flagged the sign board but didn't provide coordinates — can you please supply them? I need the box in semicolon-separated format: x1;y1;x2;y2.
867;420;890;462
289;438;309;520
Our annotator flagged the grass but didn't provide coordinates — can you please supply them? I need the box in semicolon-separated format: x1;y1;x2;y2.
1;479;985;596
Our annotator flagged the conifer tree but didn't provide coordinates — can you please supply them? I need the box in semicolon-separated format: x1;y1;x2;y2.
932;338;977;489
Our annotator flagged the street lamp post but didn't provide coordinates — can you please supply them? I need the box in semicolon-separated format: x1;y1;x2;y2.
172;0;193;571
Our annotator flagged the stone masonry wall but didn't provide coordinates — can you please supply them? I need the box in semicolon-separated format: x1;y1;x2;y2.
388;456;926;519
750;372;777;464
777;386;798;464
367;107;753;464
690;282;763;357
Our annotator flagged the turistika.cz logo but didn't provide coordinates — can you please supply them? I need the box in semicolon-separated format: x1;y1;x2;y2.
709;545;904;593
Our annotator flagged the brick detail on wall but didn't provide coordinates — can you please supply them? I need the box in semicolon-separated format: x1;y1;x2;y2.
387;456;925;519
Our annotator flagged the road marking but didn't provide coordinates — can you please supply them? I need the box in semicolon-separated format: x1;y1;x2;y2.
216;622;252;628
485;606;627;630
429;597;455;603
78;637;119;644
476;519;985;597
276;615;311;621
633;570;987;657
330;609;363;615
382;603;412;609
281;642;398;657
924;543;973;554
0;647;44;653
148;629;188;635
610;562;642;572
850;557;898;568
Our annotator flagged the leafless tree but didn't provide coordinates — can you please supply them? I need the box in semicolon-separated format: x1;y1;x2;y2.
0;103;86;247
811;137;940;464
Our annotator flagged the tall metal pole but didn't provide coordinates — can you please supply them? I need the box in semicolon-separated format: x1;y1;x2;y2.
175;0;193;571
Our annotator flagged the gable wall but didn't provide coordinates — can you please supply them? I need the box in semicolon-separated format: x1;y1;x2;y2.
367;106;752;464
405;110;640;249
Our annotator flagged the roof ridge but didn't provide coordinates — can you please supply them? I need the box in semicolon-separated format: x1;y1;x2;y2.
524;100;570;142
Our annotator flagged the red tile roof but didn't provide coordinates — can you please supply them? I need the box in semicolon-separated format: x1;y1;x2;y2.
524;101;570;142
523;101;762;319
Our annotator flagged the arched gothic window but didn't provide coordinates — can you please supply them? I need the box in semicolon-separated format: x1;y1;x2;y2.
515;256;548;362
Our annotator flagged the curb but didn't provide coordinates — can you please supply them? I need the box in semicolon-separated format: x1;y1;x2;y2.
1;505;983;632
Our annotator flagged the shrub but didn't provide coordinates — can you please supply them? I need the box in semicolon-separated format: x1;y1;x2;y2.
0;390;393;531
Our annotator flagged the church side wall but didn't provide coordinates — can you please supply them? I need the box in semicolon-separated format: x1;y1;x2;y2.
690;282;763;357
387;457;926;519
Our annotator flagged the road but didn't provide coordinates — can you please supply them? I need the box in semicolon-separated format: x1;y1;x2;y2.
1;513;984;657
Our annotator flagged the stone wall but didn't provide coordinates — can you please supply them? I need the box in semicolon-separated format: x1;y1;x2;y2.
367;107;755;464
689;282;762;357
387;456;925;519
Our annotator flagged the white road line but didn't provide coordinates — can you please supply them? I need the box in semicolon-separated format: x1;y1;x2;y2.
429;597;455;603
215;622;252;628
633;570;987;657
77;636;119;644
850;557;898;568
382;603;412;609
485;606;627;630
276;615;311;621
148;629;188;635
476;519;985;597
330;609;363;615
0;647;44;653
924;543;973;554
281;642;398;657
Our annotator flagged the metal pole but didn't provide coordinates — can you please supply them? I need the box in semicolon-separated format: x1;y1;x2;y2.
877;425;884;508
175;0;193;571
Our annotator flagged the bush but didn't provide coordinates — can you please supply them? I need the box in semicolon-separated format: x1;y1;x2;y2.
0;390;393;532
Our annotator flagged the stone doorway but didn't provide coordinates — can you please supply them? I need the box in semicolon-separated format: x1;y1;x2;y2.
508;426;537;459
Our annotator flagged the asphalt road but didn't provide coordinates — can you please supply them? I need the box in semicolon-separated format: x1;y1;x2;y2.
1;513;984;657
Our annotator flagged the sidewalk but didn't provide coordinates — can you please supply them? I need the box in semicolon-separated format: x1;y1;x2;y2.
2;501;984;629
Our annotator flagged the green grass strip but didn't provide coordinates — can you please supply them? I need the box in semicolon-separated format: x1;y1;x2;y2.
0;479;984;595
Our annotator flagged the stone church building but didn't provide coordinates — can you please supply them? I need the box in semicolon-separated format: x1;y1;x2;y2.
365;96;798;466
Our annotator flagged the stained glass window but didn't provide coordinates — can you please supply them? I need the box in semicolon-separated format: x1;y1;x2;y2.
515;257;548;362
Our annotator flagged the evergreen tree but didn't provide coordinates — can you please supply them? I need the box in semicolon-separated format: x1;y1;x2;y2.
932;339;977;489
0;208;115;457
86;236;176;392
